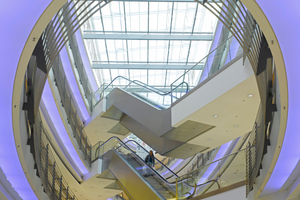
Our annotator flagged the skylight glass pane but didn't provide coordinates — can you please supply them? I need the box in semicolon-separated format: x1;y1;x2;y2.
165;70;185;86
93;69;111;84
168;41;190;62
125;2;148;32
101;2;125;32
106;40;127;62
149;2;172;32
188;41;211;63
194;6;219;33
172;3;197;33
148;70;166;86
89;11;103;31
95;40;108;61
128;40;147;62
149;40;168;63
130;69;147;83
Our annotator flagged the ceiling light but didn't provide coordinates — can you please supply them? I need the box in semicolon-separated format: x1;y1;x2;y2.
207;138;212;141
213;114;218;118
234;125;239;128
248;94;254;98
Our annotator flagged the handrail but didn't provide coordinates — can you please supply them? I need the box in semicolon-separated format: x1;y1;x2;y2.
93;136;224;191
184;147;250;176
122;140;179;178
176;177;219;199
94;75;189;100
176;176;197;199
93;137;178;181
93;136;197;189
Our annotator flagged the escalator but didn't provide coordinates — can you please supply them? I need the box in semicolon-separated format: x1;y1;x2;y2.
92;137;206;200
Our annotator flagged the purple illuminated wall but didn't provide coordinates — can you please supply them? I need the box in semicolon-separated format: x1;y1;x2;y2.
42;81;89;175
254;0;300;195
0;1;52;199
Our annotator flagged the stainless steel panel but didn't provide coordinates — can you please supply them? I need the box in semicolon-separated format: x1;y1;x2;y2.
162;120;215;142
109;151;164;200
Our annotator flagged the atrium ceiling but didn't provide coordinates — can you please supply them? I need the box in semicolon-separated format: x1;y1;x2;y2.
79;0;221;95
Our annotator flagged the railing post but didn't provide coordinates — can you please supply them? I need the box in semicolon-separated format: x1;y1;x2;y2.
80;131;83;150
58;176;63;200
44;144;49;192
176;178;178;200
51;162;56;199
66;187;69;200
89;144;92;167
85;136;88;159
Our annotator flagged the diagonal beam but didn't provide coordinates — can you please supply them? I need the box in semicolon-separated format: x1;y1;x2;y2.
83;33;214;41
92;63;204;70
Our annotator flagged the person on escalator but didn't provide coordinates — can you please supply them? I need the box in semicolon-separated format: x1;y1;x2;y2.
144;150;155;177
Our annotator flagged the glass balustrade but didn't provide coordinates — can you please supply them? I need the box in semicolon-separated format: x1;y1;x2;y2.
175;148;249;200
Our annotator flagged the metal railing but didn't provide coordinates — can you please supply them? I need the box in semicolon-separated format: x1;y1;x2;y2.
68;31;94;111
91;75;188;110
52;55;92;167
176;147;251;199
246;104;264;197
92;138;180;181
194;0;262;71
34;113;78;200
187;148;218;174
42;0;112;72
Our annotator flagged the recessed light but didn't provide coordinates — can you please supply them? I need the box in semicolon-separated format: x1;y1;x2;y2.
248;94;254;98
234;125;239;128
213;114;218;118
233;172;237;175
207;138;212;141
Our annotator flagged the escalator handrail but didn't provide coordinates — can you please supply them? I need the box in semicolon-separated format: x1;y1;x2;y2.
94;75;189;100
93;136;223;192
176;176;197;199
93;136;195;188
123;140;179;178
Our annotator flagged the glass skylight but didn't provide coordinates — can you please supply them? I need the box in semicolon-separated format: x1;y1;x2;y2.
78;0;220;106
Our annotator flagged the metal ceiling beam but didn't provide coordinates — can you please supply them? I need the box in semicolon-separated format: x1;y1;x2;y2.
92;63;204;70
83;33;214;41
89;0;221;2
